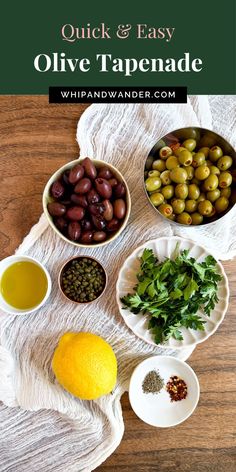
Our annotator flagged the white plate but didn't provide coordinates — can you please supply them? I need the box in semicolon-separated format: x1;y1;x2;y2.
129;356;200;427
116;236;229;349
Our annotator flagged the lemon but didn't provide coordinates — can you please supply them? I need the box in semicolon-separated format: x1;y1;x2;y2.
52;332;117;400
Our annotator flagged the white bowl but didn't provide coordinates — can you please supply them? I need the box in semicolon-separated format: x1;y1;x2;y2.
43;158;131;248
116;236;229;349
129;356;200;427
0;255;52;315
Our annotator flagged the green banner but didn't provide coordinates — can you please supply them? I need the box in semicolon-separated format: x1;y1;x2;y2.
1;0;235;94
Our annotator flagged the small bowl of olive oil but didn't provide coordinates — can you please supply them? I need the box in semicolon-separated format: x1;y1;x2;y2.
0;256;51;315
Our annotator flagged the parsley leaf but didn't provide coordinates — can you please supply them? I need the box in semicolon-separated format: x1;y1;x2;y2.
121;245;222;345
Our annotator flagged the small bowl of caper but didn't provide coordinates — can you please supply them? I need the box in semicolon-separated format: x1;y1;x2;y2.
58;256;107;304
144;127;236;226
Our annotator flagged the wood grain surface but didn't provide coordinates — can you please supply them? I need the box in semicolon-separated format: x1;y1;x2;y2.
0;96;235;472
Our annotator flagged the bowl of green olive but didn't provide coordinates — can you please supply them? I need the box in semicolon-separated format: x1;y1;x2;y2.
144;127;236;226
59;256;107;304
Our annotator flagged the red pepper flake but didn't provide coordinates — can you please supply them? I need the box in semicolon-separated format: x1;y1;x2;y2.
166;375;188;402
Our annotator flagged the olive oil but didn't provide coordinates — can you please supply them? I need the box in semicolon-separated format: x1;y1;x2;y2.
0;261;48;310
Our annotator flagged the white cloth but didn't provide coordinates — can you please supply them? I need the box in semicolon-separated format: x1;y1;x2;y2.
0;96;235;472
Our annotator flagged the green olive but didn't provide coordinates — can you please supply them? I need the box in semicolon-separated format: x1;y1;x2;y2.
188;184;200;200
206;189;221;202
191;177;201;186
231;189;236;204
175;183;188;199
145;156;153;170
210;165;220;175
159;146;172;160
150;192;164;207
152;159;166;172
145;176;162;192
176;212;192;225
191;212;203;225
148;170;160;178
173;146;186;157
167;213;176;221
160;170;171;186
185;199;198;213
231;169;236;182
185;166;194;180
166;156;179;170
182;138;197;152
217;156;233;171
199;147;210;158
172;199;185;214
218;171;232;188
206;160;213;167
198;200;213;216
194;165;210;180
158;203;173;217
220;188;231;198
192;152;206;168
209;145;223;162
214;196;229;213
203;174;219;191
199;133;216;149
170;167;188;184
161;185;174;199
197;193;206;203
178;149;193;166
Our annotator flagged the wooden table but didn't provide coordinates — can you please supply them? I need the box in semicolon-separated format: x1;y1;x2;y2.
0;97;235;472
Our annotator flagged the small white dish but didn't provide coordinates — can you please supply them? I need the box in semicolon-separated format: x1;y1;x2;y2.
0;255;51;315
129;355;200;428
116;236;229;348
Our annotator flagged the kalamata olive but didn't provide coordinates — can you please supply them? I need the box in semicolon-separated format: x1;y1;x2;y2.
106;218;120;232
47;202;66;216
88;203;105;216
95;178;112;199
50;180;65;199
82;157;97;179
71;194;88;208
80;231;93;244
66;206;85;221
91;215;106;230
113;199;126;219
87;188;101;204
113;182;126;198
68;221;81;241
54;217;67;232
98;166;113;180
103;199;113;221
59;198;71;206
81;219;93;231
68;164;84;184
74;178;92;194
62;170;70;185
93;231;107;242
108;178;118;187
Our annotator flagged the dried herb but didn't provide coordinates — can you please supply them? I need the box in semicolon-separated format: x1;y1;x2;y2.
142;370;164;394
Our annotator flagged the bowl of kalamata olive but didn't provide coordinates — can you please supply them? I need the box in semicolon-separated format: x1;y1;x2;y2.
144;127;236;226
43;157;131;246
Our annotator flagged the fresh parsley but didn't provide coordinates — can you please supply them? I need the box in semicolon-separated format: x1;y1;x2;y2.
121;245;222;344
